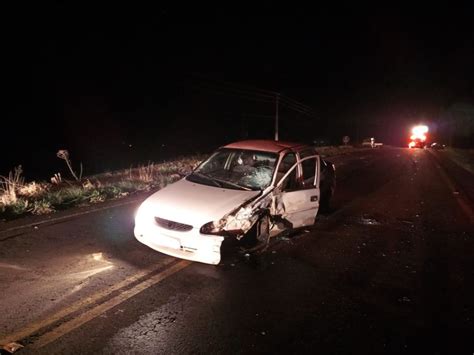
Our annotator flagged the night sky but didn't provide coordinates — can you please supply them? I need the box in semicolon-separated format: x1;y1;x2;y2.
3;3;473;179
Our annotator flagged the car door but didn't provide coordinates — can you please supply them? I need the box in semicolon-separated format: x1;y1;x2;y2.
273;151;320;228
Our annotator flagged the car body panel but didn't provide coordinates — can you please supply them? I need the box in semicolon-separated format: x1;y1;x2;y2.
277;189;319;227
134;223;224;265
273;155;320;228
142;178;260;229
134;140;334;265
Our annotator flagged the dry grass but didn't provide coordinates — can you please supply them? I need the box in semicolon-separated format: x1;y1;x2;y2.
131;162;156;183
0;155;204;220
18;181;49;197
316;145;371;158
0;166;25;205
31;200;55;215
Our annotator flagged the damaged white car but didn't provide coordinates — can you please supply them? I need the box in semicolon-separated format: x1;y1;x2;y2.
134;140;336;265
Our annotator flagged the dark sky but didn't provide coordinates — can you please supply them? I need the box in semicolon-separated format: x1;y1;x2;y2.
3;3;474;178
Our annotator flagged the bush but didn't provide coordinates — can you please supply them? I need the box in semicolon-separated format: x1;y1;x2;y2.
4;199;30;216
0;155;204;220
32;200;55;215
48;186;88;208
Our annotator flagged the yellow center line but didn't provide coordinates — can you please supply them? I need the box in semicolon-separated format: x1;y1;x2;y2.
33;260;191;349
0;258;177;346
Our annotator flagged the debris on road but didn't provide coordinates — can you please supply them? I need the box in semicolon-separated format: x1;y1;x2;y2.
359;216;380;226
2;342;24;354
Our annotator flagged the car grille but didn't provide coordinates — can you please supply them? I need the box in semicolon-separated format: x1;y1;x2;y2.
154;217;193;232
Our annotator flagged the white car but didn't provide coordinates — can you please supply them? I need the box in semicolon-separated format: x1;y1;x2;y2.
134;140;336;265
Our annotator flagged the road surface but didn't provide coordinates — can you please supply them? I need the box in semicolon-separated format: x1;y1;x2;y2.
0;147;473;354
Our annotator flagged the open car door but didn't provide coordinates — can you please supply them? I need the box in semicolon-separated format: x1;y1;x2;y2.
273;155;320;228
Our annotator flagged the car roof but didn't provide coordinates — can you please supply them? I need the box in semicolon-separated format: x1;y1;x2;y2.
222;140;309;153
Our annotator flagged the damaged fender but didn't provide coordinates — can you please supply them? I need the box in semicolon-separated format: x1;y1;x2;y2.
201;186;274;239
201;154;319;240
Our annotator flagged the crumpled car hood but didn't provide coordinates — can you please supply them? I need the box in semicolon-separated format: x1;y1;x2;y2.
142;178;260;228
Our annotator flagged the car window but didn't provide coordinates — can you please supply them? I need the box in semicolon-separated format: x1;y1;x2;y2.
298;149;317;188
301;158;316;187
276;153;299;191
199;150;231;174
189;148;278;190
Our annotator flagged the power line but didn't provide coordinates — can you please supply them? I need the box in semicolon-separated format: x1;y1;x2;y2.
187;75;319;139
279;99;314;115
192;83;316;118
190;82;274;99
190;73;278;96
280;94;312;108
279;96;313;113
189;73;315;114
280;102;315;117
190;84;275;104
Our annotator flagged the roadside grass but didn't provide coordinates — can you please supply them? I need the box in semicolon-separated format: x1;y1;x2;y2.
0;166;24;205
0;147;368;221
316;145;375;158
0;155;204;221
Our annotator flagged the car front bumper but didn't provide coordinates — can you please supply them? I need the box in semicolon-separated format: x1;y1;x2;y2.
134;222;225;265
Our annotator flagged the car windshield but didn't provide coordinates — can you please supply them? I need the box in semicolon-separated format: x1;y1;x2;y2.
187;148;278;190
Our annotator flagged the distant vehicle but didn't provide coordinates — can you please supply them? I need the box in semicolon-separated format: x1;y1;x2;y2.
430;142;446;150
134;140;336;265
408;125;428;149
409;139;426;149
362;138;383;148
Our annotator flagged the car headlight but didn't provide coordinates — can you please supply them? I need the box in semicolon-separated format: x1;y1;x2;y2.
135;202;154;226
200;221;243;237
200;220;223;235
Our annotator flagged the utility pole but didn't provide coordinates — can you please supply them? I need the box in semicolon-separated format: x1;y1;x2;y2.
275;93;280;141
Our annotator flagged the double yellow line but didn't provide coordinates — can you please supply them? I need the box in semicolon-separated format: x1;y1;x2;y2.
0;259;190;350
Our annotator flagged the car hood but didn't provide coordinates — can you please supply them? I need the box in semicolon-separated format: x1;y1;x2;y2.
142;178;261;228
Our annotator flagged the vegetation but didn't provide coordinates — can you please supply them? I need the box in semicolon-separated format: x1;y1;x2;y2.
57;149;83;181
0;155;204;221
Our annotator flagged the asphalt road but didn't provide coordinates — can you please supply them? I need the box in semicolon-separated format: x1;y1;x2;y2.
0;147;473;355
